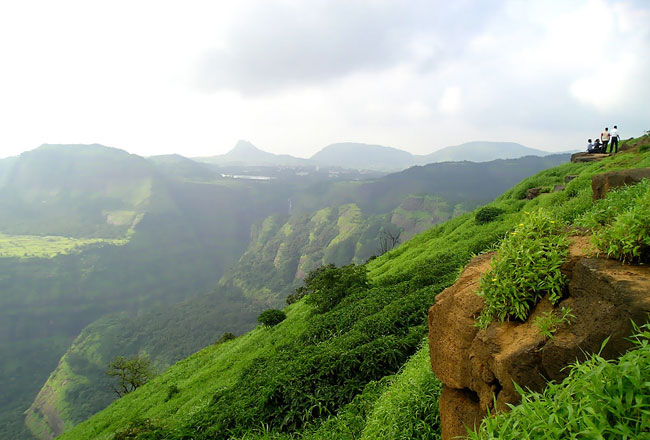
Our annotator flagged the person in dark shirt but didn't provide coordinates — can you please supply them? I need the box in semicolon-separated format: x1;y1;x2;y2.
587;139;595;153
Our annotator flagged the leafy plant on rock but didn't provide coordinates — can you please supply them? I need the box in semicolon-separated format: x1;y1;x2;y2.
534;306;574;340
477;209;569;329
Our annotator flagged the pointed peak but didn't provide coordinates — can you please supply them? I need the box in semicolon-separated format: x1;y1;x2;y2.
231;140;260;153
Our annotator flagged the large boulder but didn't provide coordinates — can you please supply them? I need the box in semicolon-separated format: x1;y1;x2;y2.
428;237;650;440
570;152;609;163
592;168;650;200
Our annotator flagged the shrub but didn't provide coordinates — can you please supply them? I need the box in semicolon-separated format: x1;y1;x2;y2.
477;210;569;329
593;193;650;263
475;207;505;225
302;264;369;314
257;309;287;327
215;332;236;344
166;384;180;401
576;179;650;228
577;179;650;263
534;306;574;340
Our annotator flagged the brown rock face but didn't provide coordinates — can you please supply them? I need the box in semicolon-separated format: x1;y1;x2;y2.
439;387;485;440
428;242;650;439
428;252;492;389
570;152;609;163
591;168;650;200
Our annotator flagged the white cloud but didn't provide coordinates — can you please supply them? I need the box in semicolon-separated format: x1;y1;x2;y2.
438;87;462;115
0;0;648;159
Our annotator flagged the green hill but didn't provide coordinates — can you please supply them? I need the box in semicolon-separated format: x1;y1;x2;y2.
310;143;415;171
23;152;570;439
417;141;551;163
56;135;650;440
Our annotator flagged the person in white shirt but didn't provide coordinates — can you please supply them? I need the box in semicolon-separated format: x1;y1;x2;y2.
610;125;619;154
601;128;611;153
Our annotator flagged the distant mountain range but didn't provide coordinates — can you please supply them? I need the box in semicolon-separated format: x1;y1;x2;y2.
194;140;566;171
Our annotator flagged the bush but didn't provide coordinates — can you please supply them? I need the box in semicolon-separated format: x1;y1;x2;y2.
593;192;650;263
166;384;180;401
477;210;569;328
577;179;650;263
302;264;369;314
257;309;287;327
215;332;236;344
475;207;505;225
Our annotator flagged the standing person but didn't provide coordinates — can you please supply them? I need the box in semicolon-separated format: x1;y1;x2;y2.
610;125;619;154
601;127;611;154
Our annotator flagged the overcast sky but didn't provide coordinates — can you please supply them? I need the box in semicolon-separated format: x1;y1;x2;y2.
0;0;648;159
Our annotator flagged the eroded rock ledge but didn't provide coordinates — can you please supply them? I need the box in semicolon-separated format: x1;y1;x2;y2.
428;238;650;439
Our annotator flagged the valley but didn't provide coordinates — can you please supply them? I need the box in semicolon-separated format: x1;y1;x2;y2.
0;141;569;439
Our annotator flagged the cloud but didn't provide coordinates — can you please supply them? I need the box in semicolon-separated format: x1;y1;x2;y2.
439;87;462;115
195;0;499;94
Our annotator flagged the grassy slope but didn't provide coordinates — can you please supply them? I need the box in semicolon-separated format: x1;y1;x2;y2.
61;138;650;440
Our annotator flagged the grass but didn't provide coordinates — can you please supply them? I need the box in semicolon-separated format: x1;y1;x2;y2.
58;302;312;440
0;232;129;259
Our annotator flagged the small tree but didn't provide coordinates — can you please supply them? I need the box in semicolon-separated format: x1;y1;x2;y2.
106;355;155;397
378;228;401;255
257;309;286;327
303;264;368;314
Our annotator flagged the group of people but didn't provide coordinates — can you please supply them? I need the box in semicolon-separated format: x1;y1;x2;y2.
587;126;620;154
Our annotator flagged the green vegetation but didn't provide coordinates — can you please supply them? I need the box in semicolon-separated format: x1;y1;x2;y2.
303;264;368;314
54;135;650;440
257;309;287;327
474;206;505;224
592;180;650;263
215;332;237;345
469;325;650;439
106;355;156;397
534;306;575;340
0;232;129;258
476;209;569;328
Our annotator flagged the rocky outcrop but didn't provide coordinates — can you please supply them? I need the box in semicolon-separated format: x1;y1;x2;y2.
428;237;650;439
570;152;609;163
591;168;650;200
525;187;548;199
564;174;578;183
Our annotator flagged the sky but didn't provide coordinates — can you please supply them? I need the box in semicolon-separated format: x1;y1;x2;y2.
0;0;648;159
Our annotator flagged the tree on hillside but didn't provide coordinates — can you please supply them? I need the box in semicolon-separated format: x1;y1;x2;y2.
257;309;287;327
106;355;156;397
302;263;369;313
378;227;402;255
